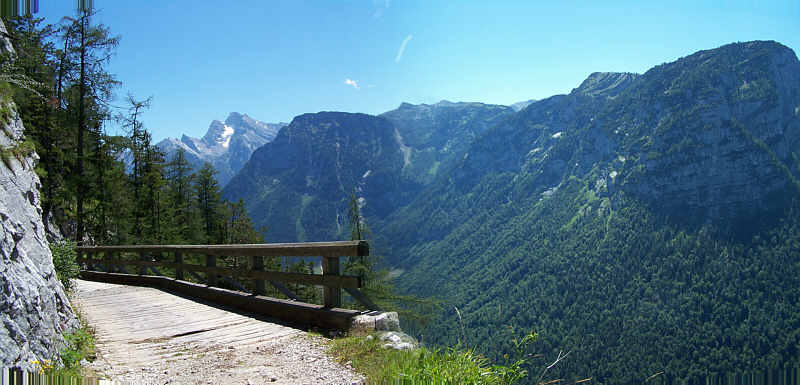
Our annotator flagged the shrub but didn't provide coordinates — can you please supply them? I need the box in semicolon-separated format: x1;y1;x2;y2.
50;240;79;292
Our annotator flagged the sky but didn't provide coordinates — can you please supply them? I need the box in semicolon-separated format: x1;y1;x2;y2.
34;0;800;143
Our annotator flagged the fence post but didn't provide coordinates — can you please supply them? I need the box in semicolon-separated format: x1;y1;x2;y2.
252;256;266;295
322;255;341;308
85;250;92;271
175;252;184;281
103;251;112;272
206;254;217;286
139;252;147;275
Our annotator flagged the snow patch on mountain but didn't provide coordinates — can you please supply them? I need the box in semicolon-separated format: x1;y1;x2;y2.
219;124;235;148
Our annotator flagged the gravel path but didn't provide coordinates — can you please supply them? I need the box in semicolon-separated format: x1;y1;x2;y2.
73;279;363;385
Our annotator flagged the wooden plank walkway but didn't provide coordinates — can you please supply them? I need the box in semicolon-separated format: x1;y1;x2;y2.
72;279;363;385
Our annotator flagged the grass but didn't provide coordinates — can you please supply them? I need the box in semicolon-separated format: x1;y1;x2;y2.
58;300;98;376
328;334;530;385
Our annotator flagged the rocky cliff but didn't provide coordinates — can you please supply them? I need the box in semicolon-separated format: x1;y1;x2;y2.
380;101;514;185
0;20;79;370
223;112;418;242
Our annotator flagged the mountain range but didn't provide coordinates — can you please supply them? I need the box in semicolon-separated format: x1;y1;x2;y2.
218;40;800;384
157;112;286;186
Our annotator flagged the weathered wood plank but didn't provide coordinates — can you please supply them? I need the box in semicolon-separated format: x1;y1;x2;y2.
76;240;369;257
77;271;361;330
252;255;266;295
322;256;341;308
77;258;361;288
174;252;184;281
206;255;217;287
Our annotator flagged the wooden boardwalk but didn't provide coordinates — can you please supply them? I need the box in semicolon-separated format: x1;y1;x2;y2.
71;280;362;384
73;279;303;367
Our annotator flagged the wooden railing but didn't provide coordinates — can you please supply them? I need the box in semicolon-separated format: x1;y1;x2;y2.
76;241;379;310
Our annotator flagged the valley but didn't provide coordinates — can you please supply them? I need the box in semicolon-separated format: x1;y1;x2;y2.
218;40;800;384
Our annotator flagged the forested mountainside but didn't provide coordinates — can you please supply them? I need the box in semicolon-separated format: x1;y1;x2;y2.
157;112;286;186
223;101;514;242
224;40;800;384
374;41;800;384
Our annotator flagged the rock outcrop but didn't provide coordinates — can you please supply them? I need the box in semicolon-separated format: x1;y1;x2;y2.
0;19;79;370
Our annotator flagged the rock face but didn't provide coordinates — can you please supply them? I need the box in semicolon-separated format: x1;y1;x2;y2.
611;42;800;230
223;111;420;242
0;59;79;368
380;101;514;185
157;112;286;186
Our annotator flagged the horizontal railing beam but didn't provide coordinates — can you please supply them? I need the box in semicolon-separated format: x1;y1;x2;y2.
77;257;362;288
75;240;369;257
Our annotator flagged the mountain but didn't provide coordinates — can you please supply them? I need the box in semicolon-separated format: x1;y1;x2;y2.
223;102;515;242
510;98;537;111
221;40;800;383
380;100;514;185
157;112;286;186
376;41;800;383
223;112;419;242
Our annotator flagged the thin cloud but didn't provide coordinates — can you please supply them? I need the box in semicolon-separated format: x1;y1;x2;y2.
345;78;359;89
395;34;413;63
373;0;390;18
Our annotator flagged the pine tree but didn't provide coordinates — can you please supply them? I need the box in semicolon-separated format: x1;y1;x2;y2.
164;148;195;243
194;162;222;244
59;8;119;243
119;94;151;241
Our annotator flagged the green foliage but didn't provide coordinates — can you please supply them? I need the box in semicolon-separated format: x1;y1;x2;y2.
385;177;800;384
59;327;94;370
0;136;36;171
329;334;532;385
50;240;79;292
56;308;97;376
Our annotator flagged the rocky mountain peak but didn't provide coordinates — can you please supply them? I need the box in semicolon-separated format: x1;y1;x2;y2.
201;119;233;148
572;71;640;98
223;111;249;128
157;113;287;186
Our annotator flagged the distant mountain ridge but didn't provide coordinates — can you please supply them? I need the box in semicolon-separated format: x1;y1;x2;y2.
222;101;516;242
157;112;286;186
510;98;537;111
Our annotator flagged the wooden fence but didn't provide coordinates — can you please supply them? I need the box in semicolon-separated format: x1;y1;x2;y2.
75;241;379;311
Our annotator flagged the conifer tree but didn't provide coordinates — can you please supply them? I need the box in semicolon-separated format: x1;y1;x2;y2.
59;8;119;243
164;148;195;243
194;162;221;244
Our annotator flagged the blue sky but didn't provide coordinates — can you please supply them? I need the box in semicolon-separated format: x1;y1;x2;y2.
36;0;800;143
